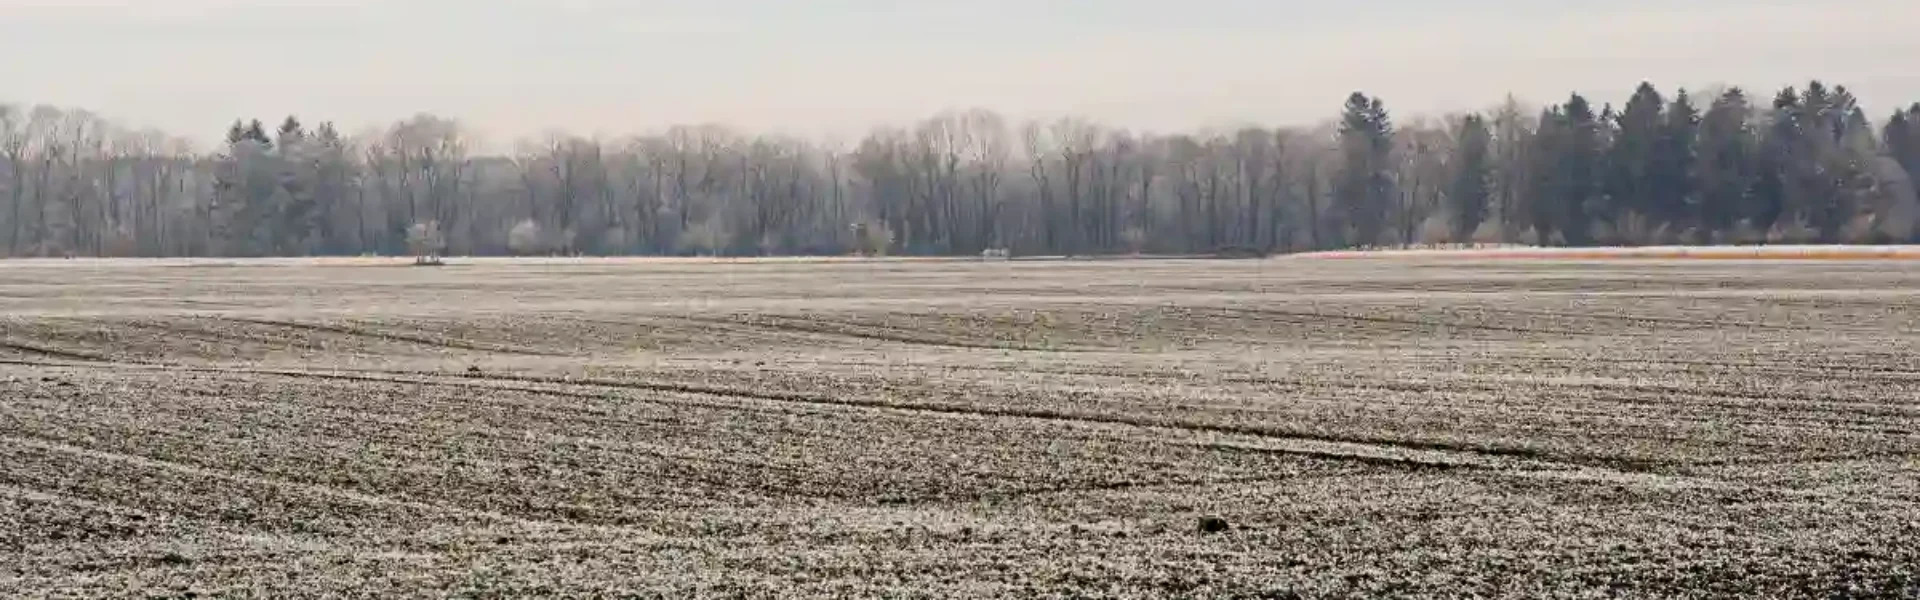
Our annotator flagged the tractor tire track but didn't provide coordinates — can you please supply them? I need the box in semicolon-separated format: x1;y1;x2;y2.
219;317;566;357
689;315;1078;352
0;340;111;363
887;474;1312;506
0;432;668;538
36;362;1552;470
331;369;1591;470
1524;355;1920;380
1462;307;1821;332
1204;306;1614;337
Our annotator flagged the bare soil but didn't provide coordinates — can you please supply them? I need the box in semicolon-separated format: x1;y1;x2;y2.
3;257;1918;598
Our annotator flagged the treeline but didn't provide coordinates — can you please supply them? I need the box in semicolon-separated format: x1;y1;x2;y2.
2;80;1918;258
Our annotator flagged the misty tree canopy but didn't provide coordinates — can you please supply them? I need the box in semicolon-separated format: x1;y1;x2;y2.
2;80;1917;258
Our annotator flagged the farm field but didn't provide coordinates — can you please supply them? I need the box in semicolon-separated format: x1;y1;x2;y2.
4;256;1920;598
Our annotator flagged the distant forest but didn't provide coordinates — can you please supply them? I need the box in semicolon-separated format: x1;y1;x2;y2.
3;80;1918;258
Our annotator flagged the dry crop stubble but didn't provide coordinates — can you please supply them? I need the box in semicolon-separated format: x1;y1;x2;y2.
2;256;1919;597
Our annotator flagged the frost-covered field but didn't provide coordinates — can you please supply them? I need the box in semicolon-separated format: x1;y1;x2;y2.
3;257;1919;598
1296;244;1920;260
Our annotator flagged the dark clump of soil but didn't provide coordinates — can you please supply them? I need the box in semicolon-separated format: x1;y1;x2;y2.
1197;516;1230;534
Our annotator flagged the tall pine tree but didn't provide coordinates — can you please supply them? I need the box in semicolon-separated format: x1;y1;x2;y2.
1525;106;1565;245
1447;114;1494;242
1654;89;1701;236
276;116;306;153
1607;82;1665;232
272;115;317;254
1799;82;1866;240
1697;88;1758;238
244;119;272;150
1888;105;1920;188
1335;92;1394;247
1880;105;1920;242
1555;94;1605;246
1754;86;1802;235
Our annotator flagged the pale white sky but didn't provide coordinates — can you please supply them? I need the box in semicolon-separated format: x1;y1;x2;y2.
3;0;1917;144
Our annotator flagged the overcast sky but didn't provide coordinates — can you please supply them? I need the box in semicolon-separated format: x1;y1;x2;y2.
3;0;1917;145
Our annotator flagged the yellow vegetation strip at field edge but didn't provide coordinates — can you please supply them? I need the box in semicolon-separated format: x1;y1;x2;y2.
1296;246;1920;260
